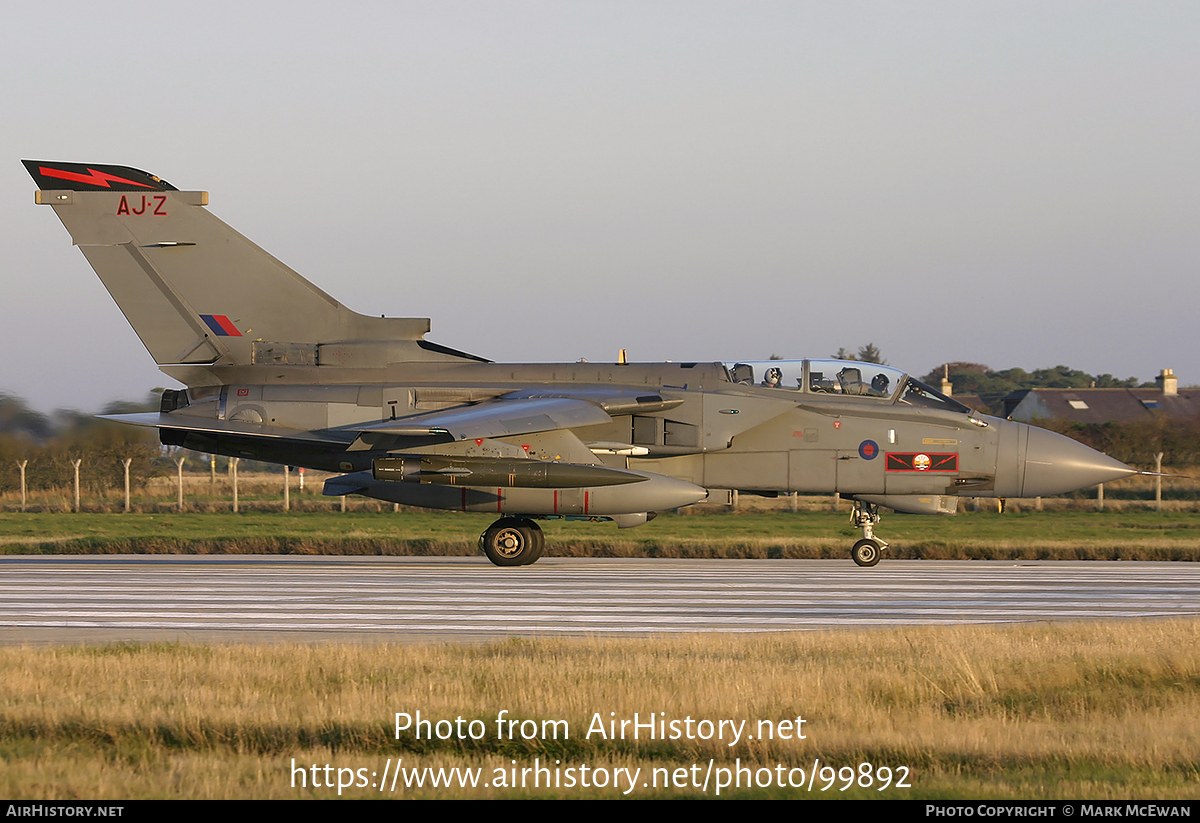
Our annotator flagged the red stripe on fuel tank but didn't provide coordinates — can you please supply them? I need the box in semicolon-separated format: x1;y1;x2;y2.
497;488;503;513
553;489;558;515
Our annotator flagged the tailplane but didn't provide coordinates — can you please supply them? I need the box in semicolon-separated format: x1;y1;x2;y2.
25;160;481;369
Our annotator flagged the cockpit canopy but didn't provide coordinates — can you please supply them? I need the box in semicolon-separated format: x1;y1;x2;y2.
722;359;969;414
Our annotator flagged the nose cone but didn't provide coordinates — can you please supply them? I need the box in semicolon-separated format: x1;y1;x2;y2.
1022;426;1135;497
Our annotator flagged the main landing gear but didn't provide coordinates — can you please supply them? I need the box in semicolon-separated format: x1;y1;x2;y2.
480;517;545;567
850;500;887;567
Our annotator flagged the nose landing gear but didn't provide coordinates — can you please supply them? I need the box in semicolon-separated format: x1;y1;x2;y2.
850;500;887;567
480;517;545;567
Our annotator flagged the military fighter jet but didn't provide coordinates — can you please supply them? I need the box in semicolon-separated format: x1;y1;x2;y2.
24;160;1136;567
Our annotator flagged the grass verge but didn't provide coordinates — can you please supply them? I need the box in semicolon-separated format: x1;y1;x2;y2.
2;510;1200;560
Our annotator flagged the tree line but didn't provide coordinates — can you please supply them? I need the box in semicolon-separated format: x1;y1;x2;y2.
0;392;281;497
917;362;1149;409
0;392;167;495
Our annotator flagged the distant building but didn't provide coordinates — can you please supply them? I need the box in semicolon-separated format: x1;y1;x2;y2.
1002;369;1200;424
949;392;989;414
934;366;988;413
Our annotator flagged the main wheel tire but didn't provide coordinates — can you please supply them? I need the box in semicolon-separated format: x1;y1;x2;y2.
517;519;545;565
851;538;882;567
482;518;540;567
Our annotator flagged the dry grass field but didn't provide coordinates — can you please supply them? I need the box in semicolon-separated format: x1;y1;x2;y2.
2;620;1198;798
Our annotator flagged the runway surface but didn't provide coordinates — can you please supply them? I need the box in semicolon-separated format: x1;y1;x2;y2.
1;555;1197;643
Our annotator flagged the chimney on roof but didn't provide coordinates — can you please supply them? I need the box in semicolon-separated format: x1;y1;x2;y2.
1157;368;1177;396
941;364;953;397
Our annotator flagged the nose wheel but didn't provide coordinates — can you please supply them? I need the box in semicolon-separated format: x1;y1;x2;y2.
480;517;545;567
852;538;883;567
850;501;887;567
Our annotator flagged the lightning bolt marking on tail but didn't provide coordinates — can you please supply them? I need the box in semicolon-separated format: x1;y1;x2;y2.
38;166;155;189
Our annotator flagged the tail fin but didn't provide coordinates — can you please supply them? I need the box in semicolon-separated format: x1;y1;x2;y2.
25;161;479;369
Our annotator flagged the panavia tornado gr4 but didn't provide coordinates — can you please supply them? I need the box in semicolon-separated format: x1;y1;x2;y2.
24;160;1136;567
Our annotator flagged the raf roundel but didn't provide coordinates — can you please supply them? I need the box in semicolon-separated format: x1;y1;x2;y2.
859;440;879;460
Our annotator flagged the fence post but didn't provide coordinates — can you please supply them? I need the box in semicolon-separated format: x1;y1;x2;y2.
17;460;27;512
231;458;239;513
1097;483;1104;511
122;458;132;513
283;465;290;512
1152;453;1161;513
175;455;186;512
72;459;81;513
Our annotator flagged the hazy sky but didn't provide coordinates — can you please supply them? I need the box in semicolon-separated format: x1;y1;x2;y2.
2;1;1197;412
